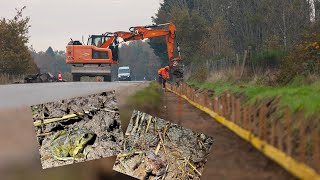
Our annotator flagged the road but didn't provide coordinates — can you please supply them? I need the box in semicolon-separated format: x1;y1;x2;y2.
0;81;146;108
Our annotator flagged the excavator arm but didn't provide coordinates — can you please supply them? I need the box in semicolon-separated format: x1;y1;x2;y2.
101;23;181;67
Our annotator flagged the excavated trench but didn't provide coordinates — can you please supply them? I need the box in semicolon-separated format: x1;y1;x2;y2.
156;91;296;180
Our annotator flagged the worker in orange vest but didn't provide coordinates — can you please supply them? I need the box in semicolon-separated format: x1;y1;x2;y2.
158;66;170;88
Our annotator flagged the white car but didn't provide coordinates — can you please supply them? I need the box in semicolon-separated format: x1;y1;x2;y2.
118;66;131;81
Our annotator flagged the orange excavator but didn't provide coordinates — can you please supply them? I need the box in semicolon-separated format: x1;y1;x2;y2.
66;22;183;82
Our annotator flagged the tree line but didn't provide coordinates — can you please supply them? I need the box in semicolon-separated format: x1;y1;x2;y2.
112;40;161;81
32;46;71;76
149;0;320;82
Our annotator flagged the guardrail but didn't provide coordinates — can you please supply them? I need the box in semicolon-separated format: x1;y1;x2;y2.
167;83;320;180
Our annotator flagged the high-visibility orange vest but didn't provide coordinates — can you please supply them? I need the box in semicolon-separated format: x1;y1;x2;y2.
158;68;169;79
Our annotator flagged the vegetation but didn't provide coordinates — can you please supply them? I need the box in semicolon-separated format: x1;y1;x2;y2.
0;6;38;76
32;47;70;76
127;82;162;111
150;0;320;83
187;78;320;118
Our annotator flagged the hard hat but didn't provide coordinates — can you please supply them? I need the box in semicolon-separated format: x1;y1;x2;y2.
165;66;170;70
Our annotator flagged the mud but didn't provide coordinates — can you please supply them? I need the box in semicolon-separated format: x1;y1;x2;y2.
113;110;213;179
32;90;124;169
158;91;296;180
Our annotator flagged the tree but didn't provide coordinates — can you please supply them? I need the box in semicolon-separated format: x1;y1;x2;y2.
46;46;55;57
33;47;70;75
0;6;38;75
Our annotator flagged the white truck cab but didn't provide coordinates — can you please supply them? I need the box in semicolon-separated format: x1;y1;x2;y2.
118;66;131;81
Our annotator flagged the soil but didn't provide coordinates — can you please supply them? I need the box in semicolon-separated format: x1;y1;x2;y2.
32;90;124;169
113;110;213;179
156;91;296;180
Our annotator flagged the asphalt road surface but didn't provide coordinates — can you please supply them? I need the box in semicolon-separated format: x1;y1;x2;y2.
0;81;146;108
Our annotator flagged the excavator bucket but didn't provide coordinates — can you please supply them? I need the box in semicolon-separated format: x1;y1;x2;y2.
172;65;184;86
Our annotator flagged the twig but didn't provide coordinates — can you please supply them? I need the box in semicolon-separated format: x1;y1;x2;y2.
154;141;162;155
103;109;118;113
36;132;53;137
153;118;157;135
119;159;130;172
117;151;144;158
161;164;169;180
158;131;167;154
176;161;186;176
162;124;170;142
185;158;202;176
137;113;145;133
131;112;140;134
34;112;83;127
145;116;153;133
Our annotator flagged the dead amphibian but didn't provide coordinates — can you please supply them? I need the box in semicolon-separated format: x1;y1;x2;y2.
50;129;95;161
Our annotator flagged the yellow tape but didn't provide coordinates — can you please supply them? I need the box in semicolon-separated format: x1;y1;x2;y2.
167;87;320;180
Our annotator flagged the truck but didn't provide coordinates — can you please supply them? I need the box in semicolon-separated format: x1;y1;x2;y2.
118;66;131;81
66;23;183;83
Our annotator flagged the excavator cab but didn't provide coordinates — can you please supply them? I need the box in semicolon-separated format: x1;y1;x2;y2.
86;34;119;61
87;35;106;47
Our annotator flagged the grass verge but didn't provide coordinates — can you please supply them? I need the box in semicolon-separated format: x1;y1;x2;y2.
126;81;162;113
187;80;320;118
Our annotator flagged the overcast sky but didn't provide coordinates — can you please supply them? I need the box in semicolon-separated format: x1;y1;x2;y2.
0;0;161;51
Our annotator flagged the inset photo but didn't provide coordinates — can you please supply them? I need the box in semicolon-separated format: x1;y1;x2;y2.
31;91;124;169
113;110;214;179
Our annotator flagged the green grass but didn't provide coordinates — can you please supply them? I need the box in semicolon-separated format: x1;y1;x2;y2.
187;80;320;118
127;81;162;110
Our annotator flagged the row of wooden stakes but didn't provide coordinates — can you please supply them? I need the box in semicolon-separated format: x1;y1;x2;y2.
168;83;320;173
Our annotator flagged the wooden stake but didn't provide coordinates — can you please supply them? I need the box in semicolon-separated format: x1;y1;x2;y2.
258;105;267;140
248;105;252;132
299;112;306;162
226;93;231;119
277;122;283;151
236;99;241;125
222;93;226;116
243;107;247;129
313;127;320;171
192;89;195;101
285;108;292;156
258;107;263;139
263;106;267;140
271;119;276;146
187;85;189;98
214;96;218;114
254;108;260;137
231;95;235;122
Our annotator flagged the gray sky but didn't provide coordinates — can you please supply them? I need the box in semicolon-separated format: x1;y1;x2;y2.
0;0;161;51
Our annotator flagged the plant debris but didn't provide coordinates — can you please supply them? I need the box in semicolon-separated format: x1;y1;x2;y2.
113;110;214;179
